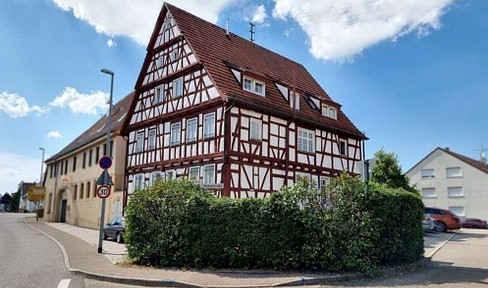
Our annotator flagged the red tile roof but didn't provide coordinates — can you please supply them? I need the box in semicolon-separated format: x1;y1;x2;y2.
45;92;134;162
441;148;488;174
130;3;365;139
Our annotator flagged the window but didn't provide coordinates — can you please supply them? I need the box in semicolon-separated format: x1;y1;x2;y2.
136;133;144;152
86;181;91;198
446;167;462;178
290;92;300;110
421;187;436;198
165;170;176;180
50;165;53;178
82;152;86;169
64;160;68;175
150;171;163;186
110;140;113;157
204;164;216;184
449;206;465;217
162;19;171;32
319;177;328;191
60;161;64;176
298;128;315;153
89;150;93;167
421;169;435;178
73;185;78;200
72;156;77;172
339;140;347;156
156;56;164;69
250;118;262;141
204;113;215;138
80;183;84;199
134;174;144;191
154;86;163;103
189;166;200;181
186;118;197;142
96;147;100;163
447;186;464;198
172;78;183;98
148;129;156;150
322;105;337;119
93;180;96;197
171;123;181;145
242;76;265;96
170;49;179;61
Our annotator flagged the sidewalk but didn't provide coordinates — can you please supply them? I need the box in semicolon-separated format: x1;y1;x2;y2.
24;218;362;287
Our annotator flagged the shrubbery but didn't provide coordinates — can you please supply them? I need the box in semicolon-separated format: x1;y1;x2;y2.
125;175;424;272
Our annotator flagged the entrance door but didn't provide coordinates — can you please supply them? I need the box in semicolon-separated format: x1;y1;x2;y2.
59;199;67;223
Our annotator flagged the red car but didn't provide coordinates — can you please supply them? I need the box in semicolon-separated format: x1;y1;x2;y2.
462;218;487;229
425;207;461;232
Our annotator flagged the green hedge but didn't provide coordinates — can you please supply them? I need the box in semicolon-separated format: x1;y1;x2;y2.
125;175;424;272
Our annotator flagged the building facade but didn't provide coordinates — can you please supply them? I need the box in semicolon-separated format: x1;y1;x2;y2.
406;147;488;221
18;181;36;212
43;93;133;228
122;3;366;202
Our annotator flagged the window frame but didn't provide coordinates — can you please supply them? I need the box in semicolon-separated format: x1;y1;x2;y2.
242;76;265;96
186;117;198;142
339;139;347;156
172;77;184;99
421;187;437;198
249;118;262;141
203;164;216;184
148;129;157;150
446;167;462;178
154;86;163;104
189;166;200;181
421;168;435;178
447;186;464;198
136;132;144;152
322;104;338;119
170;49;179;61
297;128;315;153
170;122;181;146
203;113;216;139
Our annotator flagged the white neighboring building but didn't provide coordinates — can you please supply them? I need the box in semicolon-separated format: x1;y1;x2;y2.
406;147;488;221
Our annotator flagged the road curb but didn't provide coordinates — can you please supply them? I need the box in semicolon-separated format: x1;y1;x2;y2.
23;218;429;287
424;230;459;259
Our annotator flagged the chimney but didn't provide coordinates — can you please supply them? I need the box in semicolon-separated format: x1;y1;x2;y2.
226;18;230;36
444;147;449;151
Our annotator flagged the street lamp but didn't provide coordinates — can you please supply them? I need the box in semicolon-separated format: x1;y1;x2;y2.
36;147;45;221
98;68;114;254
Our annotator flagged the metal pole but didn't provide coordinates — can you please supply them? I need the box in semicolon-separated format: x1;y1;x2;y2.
98;68;114;254
37;148;45;221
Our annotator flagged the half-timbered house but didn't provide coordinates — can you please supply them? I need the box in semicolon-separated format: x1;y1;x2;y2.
122;3;366;203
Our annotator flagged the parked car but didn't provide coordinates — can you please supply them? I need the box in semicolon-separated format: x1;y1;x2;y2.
422;213;436;231
462;218;487;229
103;216;125;243
425;207;461;232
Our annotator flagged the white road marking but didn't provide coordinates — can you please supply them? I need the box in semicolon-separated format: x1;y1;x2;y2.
57;279;71;288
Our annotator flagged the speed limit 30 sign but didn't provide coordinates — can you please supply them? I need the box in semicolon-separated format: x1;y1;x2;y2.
97;185;111;199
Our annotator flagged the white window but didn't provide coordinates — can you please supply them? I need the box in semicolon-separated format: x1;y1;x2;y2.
154;86;163;103
298;128;315;153
290;92;300;110
322;105;337;119
295;172;310;182
339;140;347;156
421;169;435;178
421;187;436;198
150;171;163;186
449;206;465;217
172;78;183;98
446;167;462;178
189;166;199;181
243;76;265;96
250;118;262;141
134;174;144;191
163;19;171;32
148;129;156;150
165;170;176;180
204;164;216;184
136;133;144;152
186;118;197;142
170;123;181;145
170;49;179;61
319;176;329;190
447;186;464;198
203;113;215;138
156;56;164;69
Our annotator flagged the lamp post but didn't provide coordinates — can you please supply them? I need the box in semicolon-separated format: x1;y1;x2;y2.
98;68;114;254
37;147;45;221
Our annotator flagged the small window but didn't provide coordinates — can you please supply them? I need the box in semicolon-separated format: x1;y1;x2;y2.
186;118;197;142
204;164;216;184
73;185;78;200
96;147;100;163
86;181;91;198
243;76;265;96
72;156;77;172
170;49;179;61
421;169;435;178
446;167;462;178
322;104;337;119
250;118;262;141
172;78;183;98
165;170;176;180
422;188;436;198
449;206;464;217
162;19;171;32
295;172;310;182
339;140;347;156
290;92;300;110
82;152;86;169
156;56;164;69
148;129;156;150
203;113;215;139
89;150;93;167
447;186;464;198
298;128;314;153
319;177;328;190
80;183;84;199
136;133;144;152
154;86;163;103
170;122;181;145
150;171;163;186
134;174;144;190
189;166;200;180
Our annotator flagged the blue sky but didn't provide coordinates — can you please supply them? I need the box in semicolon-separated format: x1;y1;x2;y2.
0;0;485;192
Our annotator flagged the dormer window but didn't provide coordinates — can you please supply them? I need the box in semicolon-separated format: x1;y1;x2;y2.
322;104;337;119
290;91;300;110
243;76;265;96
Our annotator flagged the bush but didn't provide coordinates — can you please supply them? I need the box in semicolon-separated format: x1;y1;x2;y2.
125;176;424;272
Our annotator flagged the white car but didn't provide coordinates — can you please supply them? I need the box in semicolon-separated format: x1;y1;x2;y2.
422;213;436;231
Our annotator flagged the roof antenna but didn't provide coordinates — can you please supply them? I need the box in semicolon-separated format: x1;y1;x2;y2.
226;18;230;36
249;22;255;43
480;144;487;164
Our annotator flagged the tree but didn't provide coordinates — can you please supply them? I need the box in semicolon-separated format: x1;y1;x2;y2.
11;190;20;212
1;193;13;211
370;149;417;193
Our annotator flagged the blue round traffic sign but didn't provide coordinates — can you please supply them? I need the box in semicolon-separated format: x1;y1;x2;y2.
99;156;112;169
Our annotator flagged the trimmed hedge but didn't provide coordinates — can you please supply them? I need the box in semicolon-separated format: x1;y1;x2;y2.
125;175;424;272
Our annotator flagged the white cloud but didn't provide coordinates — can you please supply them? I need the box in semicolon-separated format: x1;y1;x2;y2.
46;131;63;139
106;38;117;48
50;0;239;45
272;0;455;61
49;87;108;115
0;92;48;118
0;153;41;193
252;5;267;23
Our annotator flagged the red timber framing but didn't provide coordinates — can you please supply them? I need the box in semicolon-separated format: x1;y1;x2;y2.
122;3;366;208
